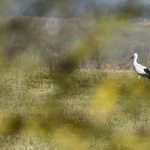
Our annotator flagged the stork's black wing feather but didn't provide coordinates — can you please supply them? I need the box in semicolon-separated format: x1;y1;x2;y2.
144;68;150;79
144;68;150;73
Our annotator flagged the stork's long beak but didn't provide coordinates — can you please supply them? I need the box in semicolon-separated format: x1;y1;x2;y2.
129;56;133;61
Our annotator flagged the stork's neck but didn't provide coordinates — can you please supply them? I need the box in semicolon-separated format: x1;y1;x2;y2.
133;55;138;65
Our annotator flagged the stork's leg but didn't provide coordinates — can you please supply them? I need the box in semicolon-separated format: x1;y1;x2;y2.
137;75;140;83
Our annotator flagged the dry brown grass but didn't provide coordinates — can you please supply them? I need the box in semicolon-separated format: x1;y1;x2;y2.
0;63;150;150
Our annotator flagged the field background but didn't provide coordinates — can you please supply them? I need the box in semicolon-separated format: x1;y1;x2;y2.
1;66;150;150
1;3;150;149
4;16;150;70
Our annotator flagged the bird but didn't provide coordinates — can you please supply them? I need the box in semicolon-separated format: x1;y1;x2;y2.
129;53;150;82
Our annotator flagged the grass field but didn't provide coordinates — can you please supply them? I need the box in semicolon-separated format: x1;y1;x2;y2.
1;15;150;150
1;64;150;150
1;2;150;149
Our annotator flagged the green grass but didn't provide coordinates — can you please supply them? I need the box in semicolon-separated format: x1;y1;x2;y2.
1;67;150;150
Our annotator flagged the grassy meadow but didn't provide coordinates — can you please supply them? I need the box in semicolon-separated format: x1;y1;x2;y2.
1;14;150;150
1;61;150;150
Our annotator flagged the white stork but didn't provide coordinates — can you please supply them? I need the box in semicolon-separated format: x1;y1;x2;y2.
129;53;150;81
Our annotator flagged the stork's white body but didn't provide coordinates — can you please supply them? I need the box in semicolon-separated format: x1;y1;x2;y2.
129;53;150;80
133;55;147;78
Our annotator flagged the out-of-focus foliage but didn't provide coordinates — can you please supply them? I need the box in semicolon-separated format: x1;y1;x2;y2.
1;0;150;150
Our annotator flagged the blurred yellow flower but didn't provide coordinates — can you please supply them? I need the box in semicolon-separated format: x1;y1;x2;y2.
52;126;90;150
91;80;119;119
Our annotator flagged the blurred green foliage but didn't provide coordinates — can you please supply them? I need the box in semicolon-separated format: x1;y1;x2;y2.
1;0;150;150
